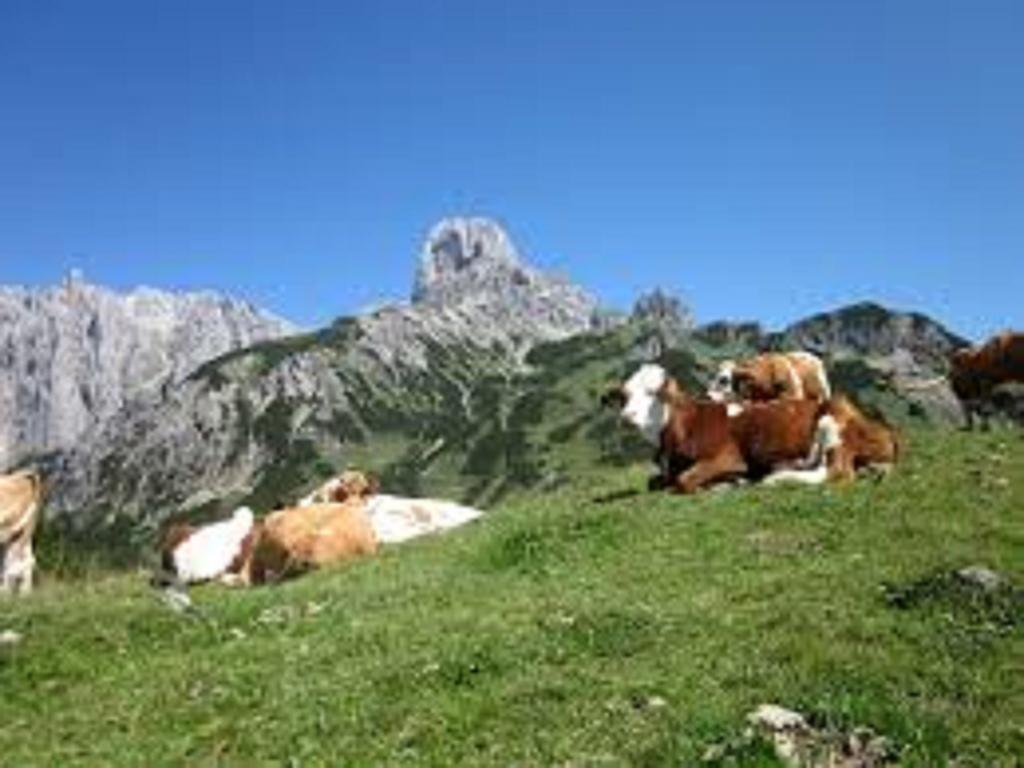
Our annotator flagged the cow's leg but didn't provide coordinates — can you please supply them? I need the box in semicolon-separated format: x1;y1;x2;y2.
827;447;856;483
978;399;994;431
19;547;34;594
1;546;28;595
959;399;976;430
1;545;16;595
673;452;746;494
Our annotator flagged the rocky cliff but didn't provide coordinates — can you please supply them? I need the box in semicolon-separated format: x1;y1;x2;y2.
0;273;297;470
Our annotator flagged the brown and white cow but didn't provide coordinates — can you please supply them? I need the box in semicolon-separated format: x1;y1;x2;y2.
243;476;378;585
158;506;258;585
605;364;829;493
300;470;485;545
949;331;1024;429
0;469;43;595
708;351;831;404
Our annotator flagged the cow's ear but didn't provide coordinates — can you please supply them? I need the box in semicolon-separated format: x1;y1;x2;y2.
600;386;626;409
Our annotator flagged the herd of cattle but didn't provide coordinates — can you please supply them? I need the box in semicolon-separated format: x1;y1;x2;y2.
0;331;1021;597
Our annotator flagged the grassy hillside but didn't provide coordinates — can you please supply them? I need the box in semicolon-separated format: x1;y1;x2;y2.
3;427;1021;766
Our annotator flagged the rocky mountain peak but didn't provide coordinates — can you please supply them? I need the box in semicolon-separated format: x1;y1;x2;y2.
412;217;536;306
404;216;606;345
632;290;695;329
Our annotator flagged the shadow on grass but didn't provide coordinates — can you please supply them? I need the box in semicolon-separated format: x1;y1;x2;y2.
591;487;644;505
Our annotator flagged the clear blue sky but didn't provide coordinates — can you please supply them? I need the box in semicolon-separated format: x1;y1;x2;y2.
1;1;1021;339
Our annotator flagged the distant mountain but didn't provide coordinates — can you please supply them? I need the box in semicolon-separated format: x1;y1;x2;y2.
773;301;968;367
0;273;297;469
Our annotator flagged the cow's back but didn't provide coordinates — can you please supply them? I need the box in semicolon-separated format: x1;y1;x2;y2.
253;502;377;582
786;352;831;401
309;509;377;562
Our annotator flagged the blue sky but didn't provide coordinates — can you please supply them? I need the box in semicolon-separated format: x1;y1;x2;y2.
1;1;1021;339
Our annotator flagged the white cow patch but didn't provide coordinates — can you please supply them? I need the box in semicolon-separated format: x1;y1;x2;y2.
763;414;843;486
789;351;832;399
172;507;255;584
762;464;829;486
366;495;483;544
619;364;670;446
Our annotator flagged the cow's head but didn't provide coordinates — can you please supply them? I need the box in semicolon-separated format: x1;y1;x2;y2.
330;470;380;502
709;359;774;401
604;364;674;446
707;361;736;402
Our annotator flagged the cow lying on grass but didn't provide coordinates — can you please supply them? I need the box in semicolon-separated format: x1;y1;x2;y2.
245;499;378;585
949;331;1024;429
301;470;484;544
603;364;897;493
0;469;43;595
159;476;377;587
158;506;257;585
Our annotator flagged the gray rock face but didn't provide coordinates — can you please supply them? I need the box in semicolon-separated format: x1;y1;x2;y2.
0;273;297;470
956;565;1006;592
632;290;695;331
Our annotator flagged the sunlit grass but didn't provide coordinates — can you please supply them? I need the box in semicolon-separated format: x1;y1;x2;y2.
1;427;1021;765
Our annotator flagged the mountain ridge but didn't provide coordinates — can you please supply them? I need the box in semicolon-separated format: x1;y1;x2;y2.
0;273;297;470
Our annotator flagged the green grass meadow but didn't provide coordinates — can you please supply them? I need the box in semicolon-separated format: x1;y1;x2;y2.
1;427;1022;766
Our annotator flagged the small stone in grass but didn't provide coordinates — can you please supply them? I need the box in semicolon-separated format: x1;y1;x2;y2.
956;565;1005;592
0;630;23;646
